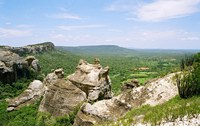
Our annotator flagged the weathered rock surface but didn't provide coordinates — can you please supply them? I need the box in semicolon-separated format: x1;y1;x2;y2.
25;56;41;71
67;59;112;102
0;49;29;84
74;73;178;125
0;49;41;84
134;114;200;126
39;69;87;116
6;80;44;111
121;79;139;91
11;42;55;56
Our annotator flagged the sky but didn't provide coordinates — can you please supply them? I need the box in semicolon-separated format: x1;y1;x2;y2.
0;0;200;49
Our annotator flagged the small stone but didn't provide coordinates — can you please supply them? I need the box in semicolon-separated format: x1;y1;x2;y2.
7;107;15;111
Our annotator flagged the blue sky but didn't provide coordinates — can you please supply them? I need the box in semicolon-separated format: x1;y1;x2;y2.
0;0;200;49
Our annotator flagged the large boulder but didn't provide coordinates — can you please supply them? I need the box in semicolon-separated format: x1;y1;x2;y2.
0;49;29;84
6;80;44;111
67;59;112;102
25;56;41;71
74;73;178;125
39;69;87;116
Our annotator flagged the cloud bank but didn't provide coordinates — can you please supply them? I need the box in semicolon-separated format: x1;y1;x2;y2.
107;0;200;21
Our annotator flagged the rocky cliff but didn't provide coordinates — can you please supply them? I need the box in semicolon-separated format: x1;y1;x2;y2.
1;42;55;56
0;49;40;84
12;42;54;56
0;42;53;84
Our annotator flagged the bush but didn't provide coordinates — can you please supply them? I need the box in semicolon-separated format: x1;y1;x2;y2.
176;53;200;98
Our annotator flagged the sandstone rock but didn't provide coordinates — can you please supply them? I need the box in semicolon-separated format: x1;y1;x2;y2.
39;69;86;116
121;79;139;91
0;49;29;84
25;56;41;71
6;80;44;111
11;42;55;56
43;68;64;86
74;73;178;125
67;59;112;102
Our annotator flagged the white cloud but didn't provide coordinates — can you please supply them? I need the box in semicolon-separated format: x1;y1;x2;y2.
107;0;200;21
137;0;200;21
57;24;106;31
49;13;82;20
0;28;32;38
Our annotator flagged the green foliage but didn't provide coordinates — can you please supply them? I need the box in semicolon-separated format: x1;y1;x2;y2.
36;104;80;126
99;96;200;126
34;50;80;76
0;100;39;126
176;63;200;98
0;78;32;99
176;53;200;98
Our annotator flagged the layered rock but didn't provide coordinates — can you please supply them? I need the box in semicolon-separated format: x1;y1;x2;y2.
67;59;112;102
39;68;87;116
0;49;29;84
6;80;44;111
74;73;178;125
0;49;41;84
11;42;55;56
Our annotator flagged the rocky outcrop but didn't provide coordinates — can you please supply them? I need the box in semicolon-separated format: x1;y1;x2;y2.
6;80;44;111
25;56;41;71
1;42;55;56
0;49;29;84
0;49;41;84
39;59;113;116
39;68;87;116
13;42;55;56
134;114;200;126
67;59;112;102
121;79;139;91
74;73;178;126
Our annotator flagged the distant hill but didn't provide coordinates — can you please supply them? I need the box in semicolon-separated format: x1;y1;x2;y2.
56;45;200;57
56;45;135;56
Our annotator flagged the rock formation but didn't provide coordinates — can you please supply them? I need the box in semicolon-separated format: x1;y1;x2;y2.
0;49;41;84
74;73;178;126
25;56;41;71
6;80;44;111
39;68;87;116
12;42;55;56
1;42;55;56
121;79;139;91
67;59;112;102
0;49;29;84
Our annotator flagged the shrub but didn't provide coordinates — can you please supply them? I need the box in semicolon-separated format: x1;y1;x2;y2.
176;53;200;98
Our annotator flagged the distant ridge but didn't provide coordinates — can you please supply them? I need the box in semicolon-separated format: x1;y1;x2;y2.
56;45;135;55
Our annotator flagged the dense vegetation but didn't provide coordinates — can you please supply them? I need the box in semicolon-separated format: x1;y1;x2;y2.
176;53;200;98
0;47;199;126
34;50;80;76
